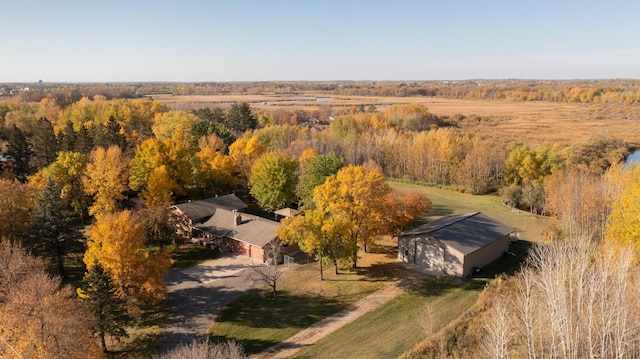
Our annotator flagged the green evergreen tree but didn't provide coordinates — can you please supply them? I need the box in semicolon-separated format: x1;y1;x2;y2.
28;117;58;171
7;124;32;182
78;261;132;353
58;121;77;152
226;102;257;133
28;178;80;278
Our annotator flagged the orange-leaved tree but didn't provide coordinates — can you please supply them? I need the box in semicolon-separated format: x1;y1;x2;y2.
83;210;170;304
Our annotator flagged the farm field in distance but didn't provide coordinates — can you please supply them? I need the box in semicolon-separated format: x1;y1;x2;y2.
151;93;640;146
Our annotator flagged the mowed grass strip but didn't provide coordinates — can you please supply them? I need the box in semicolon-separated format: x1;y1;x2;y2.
209;262;385;354
292;276;482;359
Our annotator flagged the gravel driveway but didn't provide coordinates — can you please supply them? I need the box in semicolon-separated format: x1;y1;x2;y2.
160;253;257;354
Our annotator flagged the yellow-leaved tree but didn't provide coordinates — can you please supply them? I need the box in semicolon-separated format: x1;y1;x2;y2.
229;136;266;183
313;165;392;267
278;209;351;280
606;163;640;258
83;146;129;217
194;133;237;191
83;211;170;304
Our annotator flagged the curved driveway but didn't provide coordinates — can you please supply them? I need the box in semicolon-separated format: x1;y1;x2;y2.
160;253;256;353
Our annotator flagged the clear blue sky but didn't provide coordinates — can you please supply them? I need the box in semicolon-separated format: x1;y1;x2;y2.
2;0;639;82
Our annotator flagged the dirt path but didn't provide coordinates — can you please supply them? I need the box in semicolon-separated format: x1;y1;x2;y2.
251;279;407;359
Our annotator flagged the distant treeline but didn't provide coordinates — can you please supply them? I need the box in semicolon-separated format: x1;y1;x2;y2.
3;79;640;105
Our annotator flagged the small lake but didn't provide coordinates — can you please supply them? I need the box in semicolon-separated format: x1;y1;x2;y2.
625;150;640;166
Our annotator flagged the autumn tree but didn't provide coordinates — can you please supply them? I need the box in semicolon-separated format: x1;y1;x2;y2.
135;206;182;248
129;135;192;205
194;133;237;193
313;165;392;267
152;110;200;141
480;237;640;358
606;163;640;257
84;146;129;217
78;261;132;353
249;151;298;212
0;179;31;242
278;210;351;279
31;150;89;222
545;167;610;242
229;136;266;184
296;152;344;210
384;190;431;236
83;211;171;304
0;242;102;358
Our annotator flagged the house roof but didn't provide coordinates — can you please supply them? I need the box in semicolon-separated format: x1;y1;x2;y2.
399;212;514;255
195;209;280;248
172;194;248;223
274;207;300;218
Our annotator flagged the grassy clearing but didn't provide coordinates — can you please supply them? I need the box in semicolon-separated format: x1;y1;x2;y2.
292;277;483;359
390;181;550;244
209;261;387;354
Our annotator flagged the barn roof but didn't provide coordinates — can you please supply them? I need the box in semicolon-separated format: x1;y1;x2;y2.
195;209;280;248
399;212;514;255
172;194;248;223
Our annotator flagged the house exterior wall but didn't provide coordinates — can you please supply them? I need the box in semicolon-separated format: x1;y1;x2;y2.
248;245;264;262
463;234;510;276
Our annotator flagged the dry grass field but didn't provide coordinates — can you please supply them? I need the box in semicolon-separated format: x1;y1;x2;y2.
151;93;640;146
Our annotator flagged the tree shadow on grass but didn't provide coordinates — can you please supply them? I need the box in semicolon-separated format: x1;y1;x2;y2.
211;289;346;354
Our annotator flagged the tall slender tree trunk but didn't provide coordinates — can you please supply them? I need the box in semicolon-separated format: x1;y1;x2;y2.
319;251;324;281
100;330;107;353
54;242;65;279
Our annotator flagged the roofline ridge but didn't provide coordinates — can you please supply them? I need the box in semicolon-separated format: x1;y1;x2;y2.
428;212;480;233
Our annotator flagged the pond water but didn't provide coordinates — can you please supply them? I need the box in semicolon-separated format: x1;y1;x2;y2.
625;150;640;166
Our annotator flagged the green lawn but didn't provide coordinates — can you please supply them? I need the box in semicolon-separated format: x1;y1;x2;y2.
209;262;386;354
293;276;483;359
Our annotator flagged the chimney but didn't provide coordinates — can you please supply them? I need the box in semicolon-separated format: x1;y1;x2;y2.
233;210;242;226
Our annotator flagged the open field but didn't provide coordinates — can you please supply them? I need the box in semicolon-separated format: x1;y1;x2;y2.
151;93;640;146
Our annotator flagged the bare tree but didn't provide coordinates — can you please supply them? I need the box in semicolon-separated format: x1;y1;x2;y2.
249;240;286;298
483;237;640;358
482;299;512;359
155;339;246;359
